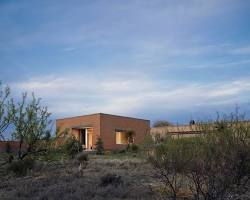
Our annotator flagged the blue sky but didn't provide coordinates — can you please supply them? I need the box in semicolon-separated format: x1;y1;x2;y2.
1;0;250;124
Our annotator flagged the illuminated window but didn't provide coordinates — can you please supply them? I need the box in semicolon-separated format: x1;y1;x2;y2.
115;131;128;144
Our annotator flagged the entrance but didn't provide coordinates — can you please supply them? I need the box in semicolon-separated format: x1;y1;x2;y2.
80;129;86;145
79;128;93;150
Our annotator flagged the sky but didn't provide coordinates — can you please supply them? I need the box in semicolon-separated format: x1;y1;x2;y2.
1;0;250;125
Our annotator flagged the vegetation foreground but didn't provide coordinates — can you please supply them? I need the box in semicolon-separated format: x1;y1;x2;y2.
0;82;250;199
0;155;157;200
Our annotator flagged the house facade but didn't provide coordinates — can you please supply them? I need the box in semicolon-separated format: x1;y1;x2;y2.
56;113;150;150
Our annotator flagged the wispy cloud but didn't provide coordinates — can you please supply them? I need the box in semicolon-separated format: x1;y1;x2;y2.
62;47;77;52
230;45;250;55
10;74;250;121
1;0;250;122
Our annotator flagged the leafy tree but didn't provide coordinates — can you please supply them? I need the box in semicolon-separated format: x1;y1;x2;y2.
153;120;172;127
96;137;104;155
0;82;15;140
12;93;52;160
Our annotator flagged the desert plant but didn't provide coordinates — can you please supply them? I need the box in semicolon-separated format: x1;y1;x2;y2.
77;152;89;171
64;137;83;158
127;143;139;153
153;120;172;127
77;152;89;163
100;173;123;187
7;158;34;176
148;136;196;200
96;137;104;155
187;118;250;200
0;82;15;140
12;93;52;160
148;112;250;200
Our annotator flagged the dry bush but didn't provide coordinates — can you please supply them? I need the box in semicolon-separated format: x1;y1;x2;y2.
0;157;155;200
148;112;250;200
99;173;123;187
7;158;35;176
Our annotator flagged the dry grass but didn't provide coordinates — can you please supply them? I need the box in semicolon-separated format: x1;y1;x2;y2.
0;156;158;200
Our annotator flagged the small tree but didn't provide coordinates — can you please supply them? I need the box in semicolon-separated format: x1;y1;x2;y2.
0;82;15;140
96;137;104;155
148;111;250;200
12;93;52;160
153;120;172;127
64;137;83;158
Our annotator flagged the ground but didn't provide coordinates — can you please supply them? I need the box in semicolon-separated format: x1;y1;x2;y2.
0;154;159;200
1;153;250;200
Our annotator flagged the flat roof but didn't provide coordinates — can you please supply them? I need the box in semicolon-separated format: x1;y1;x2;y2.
56;112;150;122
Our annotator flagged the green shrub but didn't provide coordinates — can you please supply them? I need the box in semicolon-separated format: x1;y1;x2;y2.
7;158;34;176
127;143;139;152
76;152;89;163
95;137;104;155
148;116;250;200
118;149;126;154
77;152;89;170
63;137;83;158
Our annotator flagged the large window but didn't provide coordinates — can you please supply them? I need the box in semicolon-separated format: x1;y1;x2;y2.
115;131;128;144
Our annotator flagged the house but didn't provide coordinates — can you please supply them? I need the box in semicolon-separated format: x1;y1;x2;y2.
150;120;250;138
56;113;150;150
150;124;203;138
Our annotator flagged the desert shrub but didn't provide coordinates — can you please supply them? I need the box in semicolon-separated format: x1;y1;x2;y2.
5;142;12;153
77;152;89;171
153;120;172;127
148;114;250;200
127;143;139;153
111;149;119;154
100;173;123;187
149;136;198;200
187;120;250;200
118;149;126;154
96;137;104;155
63;137;83;158
7;158;34;176
77;152;89;162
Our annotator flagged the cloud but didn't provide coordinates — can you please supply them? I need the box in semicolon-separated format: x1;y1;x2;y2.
230;46;250;55
62;47;77;52
10;74;250;120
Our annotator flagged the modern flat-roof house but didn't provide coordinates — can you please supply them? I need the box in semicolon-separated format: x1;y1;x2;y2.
56;113;150;150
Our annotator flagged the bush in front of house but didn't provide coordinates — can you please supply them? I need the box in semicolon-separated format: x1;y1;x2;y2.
63;137;83;158
127;143;139;153
7;158;35;176
77;152;89;162
95;137;104;155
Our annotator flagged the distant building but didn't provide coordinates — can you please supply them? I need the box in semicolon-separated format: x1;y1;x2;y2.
150;124;203;138
56;113;150;150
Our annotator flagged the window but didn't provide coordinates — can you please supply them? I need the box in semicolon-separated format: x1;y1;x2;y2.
116;131;128;144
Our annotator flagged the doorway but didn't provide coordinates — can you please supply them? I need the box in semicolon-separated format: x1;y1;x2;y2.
80;129;86;145
79;128;93;150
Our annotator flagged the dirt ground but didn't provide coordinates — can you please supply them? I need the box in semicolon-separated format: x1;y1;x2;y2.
0;157;159;200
